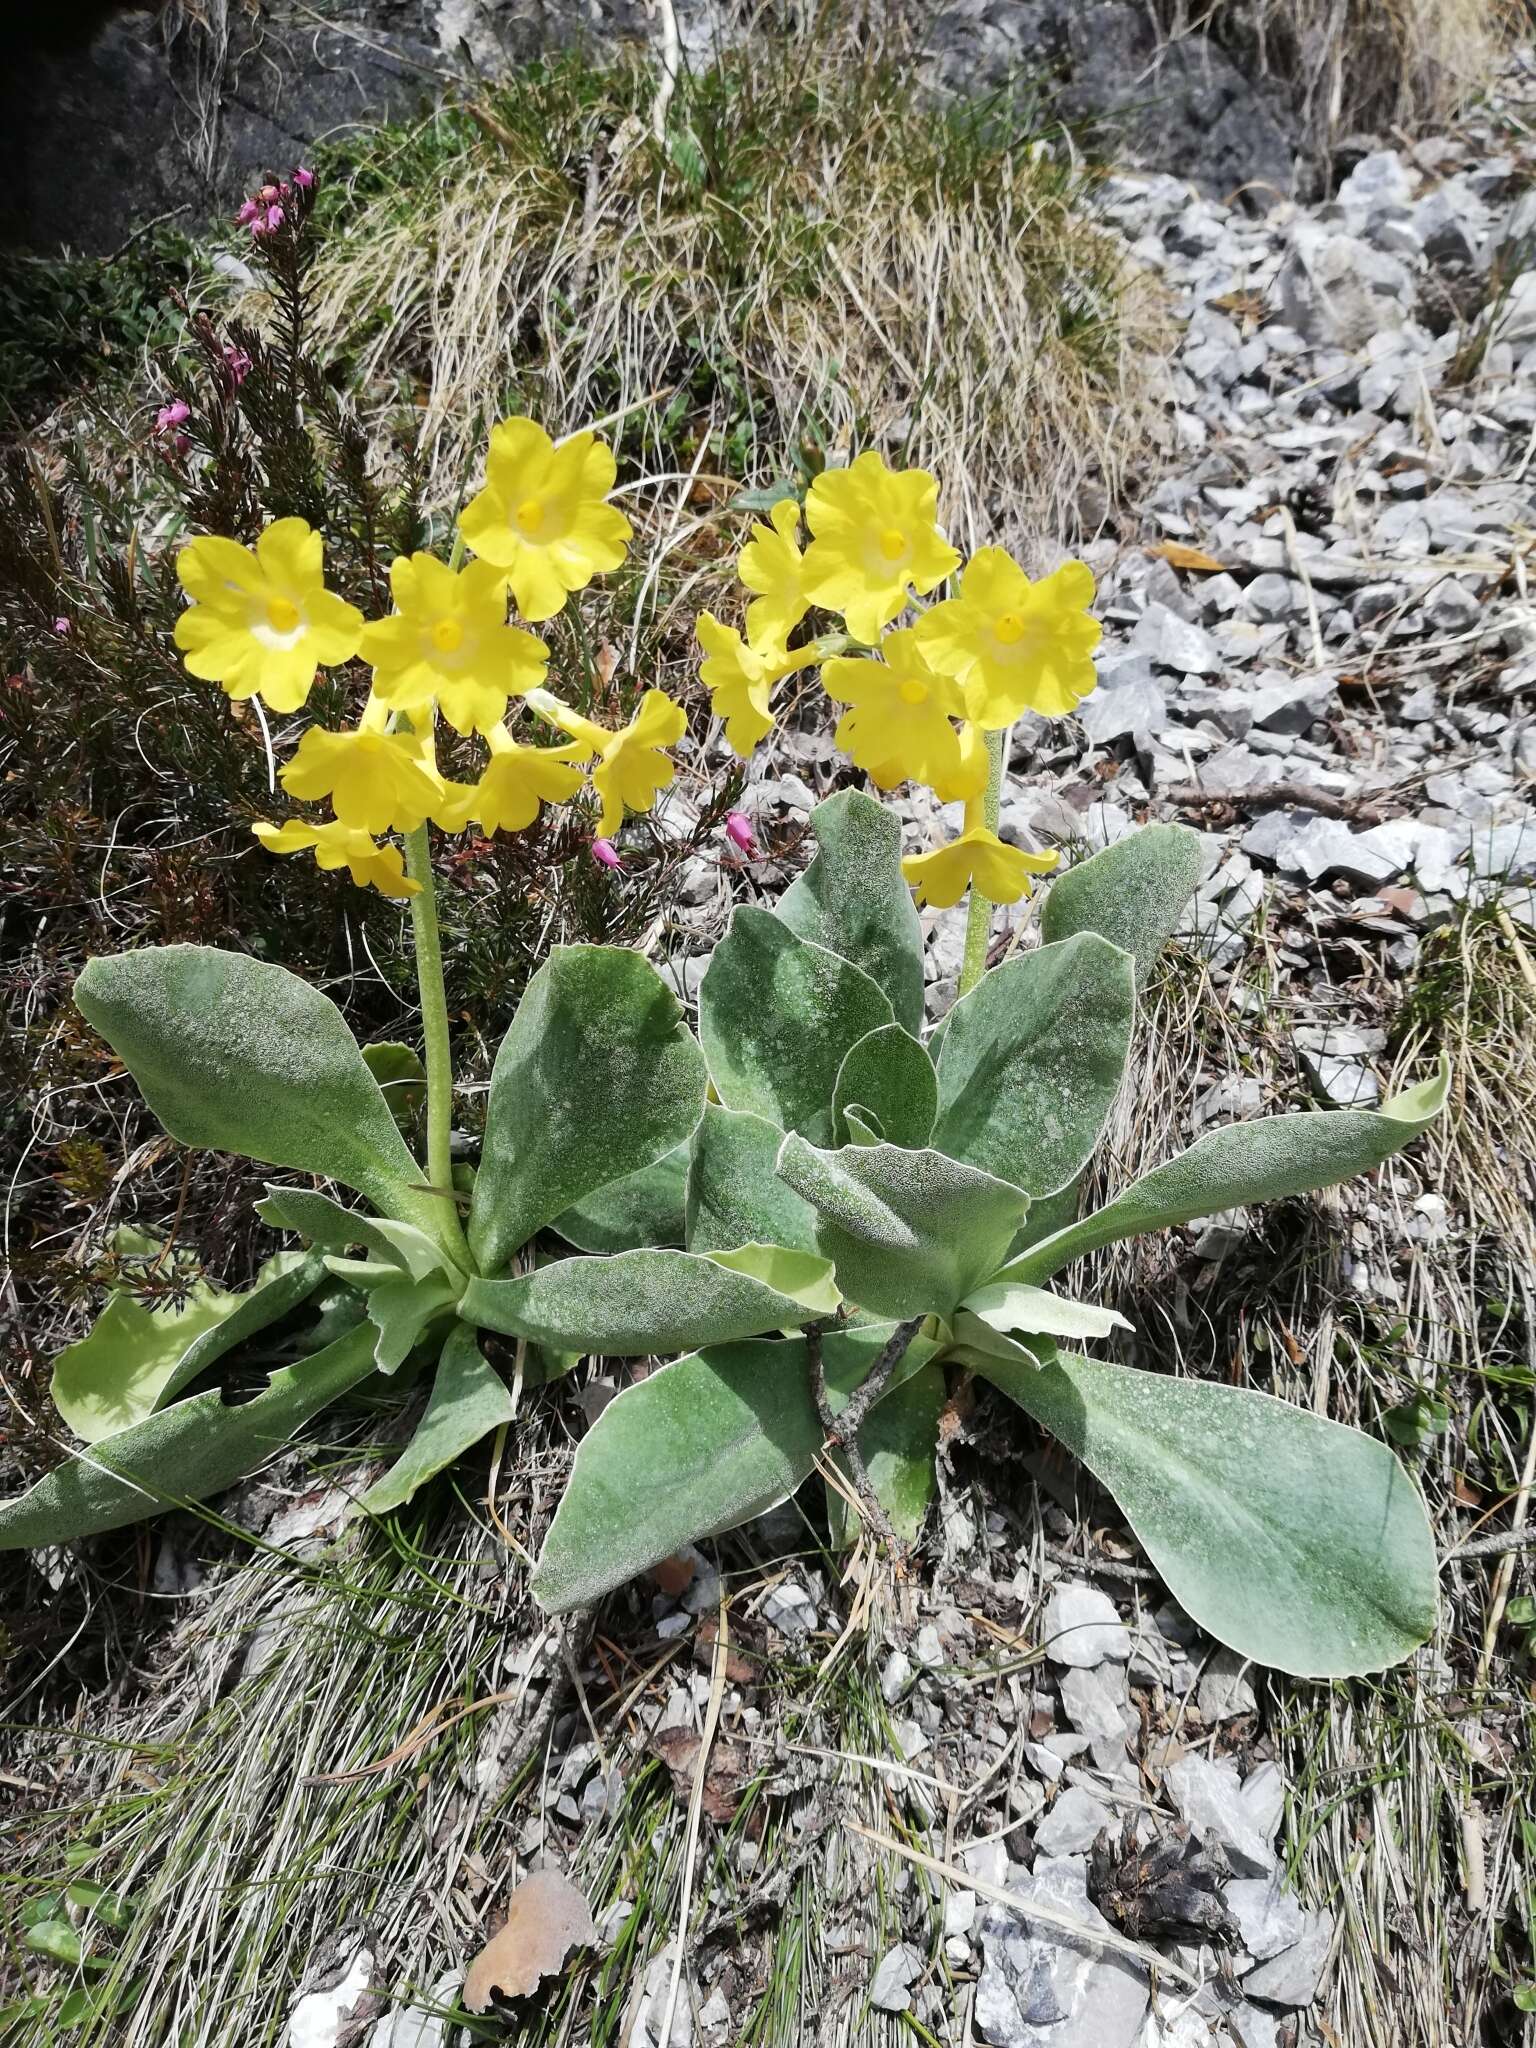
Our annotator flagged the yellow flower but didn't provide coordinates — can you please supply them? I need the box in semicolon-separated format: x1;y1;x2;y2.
901;826;1058;910
252;819;419;899
914;549;1100;726
541;688;687;838
360;554;548;736
737;497;809;645
930;720;991;805
458;418;633;623
174;518;363;713
821;630;971;794
280;721;444;835
434;732;590;836
696;613;789;757
801;452;960;643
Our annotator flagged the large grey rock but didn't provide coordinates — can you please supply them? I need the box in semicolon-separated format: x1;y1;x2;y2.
922;2;1296;201
1034;1786;1114;1857
1242;1908;1335;2007
975;1856;1149;2048
869;1943;921;2012
1043;1582;1132;1668
1275;224;1414;349
1164;1754;1280;1876
1225;1878;1306;1963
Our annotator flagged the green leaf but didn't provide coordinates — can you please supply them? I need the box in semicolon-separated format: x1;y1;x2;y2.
532;1322;932;1610
0;1323;379;1550
469;947;707;1277
359;1326;515;1515
1003;1060;1452;1286
25;1920;84;1967
74;946;440;1239
550;1144;689;1253
776;1134;1029;1320
708;1243;843;1315
833;1024;937;1149
685;1104;817;1255
827;1361;945;1548
958;1280;1132;1343
699;907;893;1140
931;935;1135;1197
776;788;926;1034
971;1338;1438;1677
362;1041;427;1131
353;1268;461;1373
257;1186;458;1282
51;1249;326;1445
1040;823;1205;985
462;1246;834;1357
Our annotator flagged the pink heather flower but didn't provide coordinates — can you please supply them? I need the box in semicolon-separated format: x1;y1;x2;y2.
222;344;252;385
725;810;758;857
235;197;261;227
260;184;280;203
590;838;623;871
53;617;70;636
292;166;315;189
265;203;285;231
156;400;191;431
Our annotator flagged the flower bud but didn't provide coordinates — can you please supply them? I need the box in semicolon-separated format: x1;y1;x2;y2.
156;400;191;431
725;809;758;856
292;166;315;189
590;837;623;871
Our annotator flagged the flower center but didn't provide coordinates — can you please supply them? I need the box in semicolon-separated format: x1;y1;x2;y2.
431;617;464;654
515;497;545;539
994;610;1026;645
898;678;930;706
878;527;907;563
266;596;301;633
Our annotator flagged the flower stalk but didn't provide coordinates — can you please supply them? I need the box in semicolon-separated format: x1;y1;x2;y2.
958;727;1007;997
401;811;472;1270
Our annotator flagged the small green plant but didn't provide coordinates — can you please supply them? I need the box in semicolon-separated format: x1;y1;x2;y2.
1;1868;140;2037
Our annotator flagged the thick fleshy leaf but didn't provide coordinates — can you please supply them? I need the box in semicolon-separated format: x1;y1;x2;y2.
359;1326;515;1516
685;1104;817;1255
971;1338;1438;1677
833;1024;937;1150
51;1248;327;1445
532;1322;932;1610
1040;823;1205;985
74;946;440;1239
827;1361;945;1548
550;1145;689;1253
353;1268;461;1373
776;788;925;1033
931;935;1135;1197
959;1280;1132;1343
1003;1061;1451;1286
0;1324;379;1550
699;907;893;1141
361;1041;427;1132
257;1186;458;1282
708;1243;842;1315
469;947;708;1277
462;1245;834;1357
776;1135;1029;1320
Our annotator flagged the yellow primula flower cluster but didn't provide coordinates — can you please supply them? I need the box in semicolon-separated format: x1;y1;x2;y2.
695;450;1102;909
173;420;684;898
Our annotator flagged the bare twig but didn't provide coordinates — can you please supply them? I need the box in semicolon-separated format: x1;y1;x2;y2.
1162;783;1389;825
806;1317;923;1552
1449;1525;1536;1563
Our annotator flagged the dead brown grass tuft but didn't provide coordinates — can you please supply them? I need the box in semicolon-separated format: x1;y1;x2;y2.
308;35;1167;569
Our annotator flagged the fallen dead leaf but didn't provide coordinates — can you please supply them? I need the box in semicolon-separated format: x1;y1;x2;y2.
1146;541;1227;575
651;1726;750;1822
462;1869;596;2013
649;1551;698;1597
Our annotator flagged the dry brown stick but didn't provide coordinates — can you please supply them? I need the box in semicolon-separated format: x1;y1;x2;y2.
1162;783;1389;825
806;1317;924;1552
